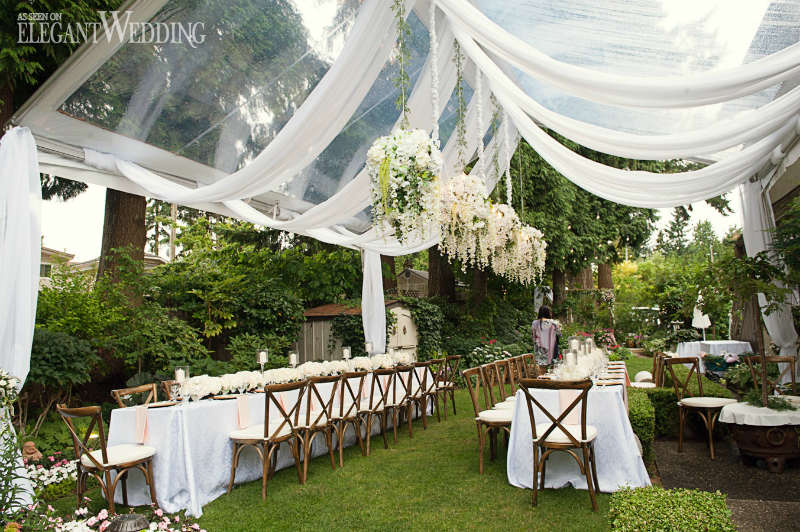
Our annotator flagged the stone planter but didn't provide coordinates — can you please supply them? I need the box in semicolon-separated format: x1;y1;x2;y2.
729;423;800;473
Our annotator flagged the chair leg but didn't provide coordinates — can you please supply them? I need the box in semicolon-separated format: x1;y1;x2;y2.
705;409;717;460
381;411;389;449
421;397;428;429
290;438;303;484
532;444;539;507
354;418;365;457
326;427;336;470
678;407;685;453
539;450;546;490
76;471;84;509
121;472;128;507
103;470;116;515
583;446;598;512
434;393;441;422
478;423;485;474
590;443;600;494
450;389;456;415
336;423;345;468
227;443;240;494
407;405;414;438
261;444;270;500
302;431;311;484
364;414;373;456
391;408;399;444
489;428;497;461
441;391;448;421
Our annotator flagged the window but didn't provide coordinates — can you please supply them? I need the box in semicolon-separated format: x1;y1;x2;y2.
40;264;52;278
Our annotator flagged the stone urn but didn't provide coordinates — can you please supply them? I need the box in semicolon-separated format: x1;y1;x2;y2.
729;424;800;473
107;514;150;532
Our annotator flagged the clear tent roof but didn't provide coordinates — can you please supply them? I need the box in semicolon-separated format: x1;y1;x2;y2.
14;0;800;230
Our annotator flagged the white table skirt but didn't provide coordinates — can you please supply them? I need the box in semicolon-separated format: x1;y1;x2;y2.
700;340;752;356
719;400;800;426
506;386;650;493
107;369;433;516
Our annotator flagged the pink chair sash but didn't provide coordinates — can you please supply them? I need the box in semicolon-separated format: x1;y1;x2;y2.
236;395;250;429
135;406;148;444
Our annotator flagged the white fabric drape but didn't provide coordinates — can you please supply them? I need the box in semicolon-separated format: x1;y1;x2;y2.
740;180;798;372
437;0;800;108
0;127;40;508
361;251;386;354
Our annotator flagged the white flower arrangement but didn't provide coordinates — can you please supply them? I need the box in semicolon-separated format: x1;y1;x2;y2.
183;375;222;399
370;354;395;370
26;458;78;490
0;369;21;409
440;173;546;285
351;357;373;371
367;128;442;244
390;350;414;366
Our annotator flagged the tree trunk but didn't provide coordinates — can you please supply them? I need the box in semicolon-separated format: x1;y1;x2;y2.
0;82;14;134
471;268;488;307
598;263;613;289
97;188;147;281
380;255;397;292
552;269;566;311
427;246;455;300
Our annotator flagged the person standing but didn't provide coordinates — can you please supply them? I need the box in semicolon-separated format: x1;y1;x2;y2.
531;306;560;368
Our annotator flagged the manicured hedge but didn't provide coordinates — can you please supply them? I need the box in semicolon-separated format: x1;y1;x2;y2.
609;486;735;531
627;388;655;465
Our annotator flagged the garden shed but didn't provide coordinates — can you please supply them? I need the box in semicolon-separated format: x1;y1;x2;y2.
397;267;429;296
295;300;418;363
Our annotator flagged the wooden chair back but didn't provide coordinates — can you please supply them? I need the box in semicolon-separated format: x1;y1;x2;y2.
264;380;306;440
743;355;797;396
412;361;431;399
338;371;367;419
496;359;516;398
369;368;395;411
439;355;462;387
509;356;526;385
56;404;109;470
518;378;592;446
111;383;158;408
392;365;414;406
462;367;491;417
303;375;340;428
521;353;539;378
652;352;669;387
161;380;177;400
663;357;703;400
480;363;502;406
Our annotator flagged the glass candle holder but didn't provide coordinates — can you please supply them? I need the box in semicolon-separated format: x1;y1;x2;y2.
289;352;298;368
342;346;351;360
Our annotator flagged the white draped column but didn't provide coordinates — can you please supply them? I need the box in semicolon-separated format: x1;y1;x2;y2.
361;250;386;355
740;180;799;382
0;126;41;507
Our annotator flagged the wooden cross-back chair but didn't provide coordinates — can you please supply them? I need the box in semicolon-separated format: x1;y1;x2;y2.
518;378;599;511
57;404;157;514
521;353;540;378
663;357;736;460
333;371;367;467
161;380;177;401
651;352;668;387
358;368;393;455
227;380;306;499
387;365;414;443
462;367;513;474
297;375;339;483
437;355;461;419
409;361;433;433
111;383;158;408
743;355;797;396
509;356;527;385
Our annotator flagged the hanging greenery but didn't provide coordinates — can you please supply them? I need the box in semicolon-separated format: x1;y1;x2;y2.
453;40;468;168
392;0;412;126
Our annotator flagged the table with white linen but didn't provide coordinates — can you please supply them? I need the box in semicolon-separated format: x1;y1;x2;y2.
107;369;433;516
506;382;650;493
675;340;752;373
720;400;800;426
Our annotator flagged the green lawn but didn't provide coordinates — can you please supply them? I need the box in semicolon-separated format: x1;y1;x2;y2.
53;390;611;531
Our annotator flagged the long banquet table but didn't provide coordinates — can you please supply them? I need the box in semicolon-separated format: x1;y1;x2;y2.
107;369;433;516
506;378;650;493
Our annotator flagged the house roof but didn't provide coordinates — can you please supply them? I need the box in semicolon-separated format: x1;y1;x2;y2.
304;300;400;318
41;246;75;262
398;268;429;280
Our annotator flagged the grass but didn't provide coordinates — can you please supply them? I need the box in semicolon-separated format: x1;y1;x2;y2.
51;390;611;531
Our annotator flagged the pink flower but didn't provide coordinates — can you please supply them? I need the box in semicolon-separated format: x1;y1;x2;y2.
47;505;54;512
174;517;180;522
100;520;111;531
155;509;163;517
97;509;108;520
87;517;97;526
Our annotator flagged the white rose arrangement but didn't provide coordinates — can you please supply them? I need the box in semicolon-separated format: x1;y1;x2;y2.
367;128;442;244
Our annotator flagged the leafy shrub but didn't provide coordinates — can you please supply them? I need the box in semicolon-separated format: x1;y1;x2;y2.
722;360;779;397
22;328;99;436
462;339;509;369
609;346;633;361
226;333;290;371
664;328;700;349
627;388;655;464
329;303;397;358
642;338;666;356
609;486;734;531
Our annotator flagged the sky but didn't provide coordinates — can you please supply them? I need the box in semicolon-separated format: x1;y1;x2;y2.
41;183;744;262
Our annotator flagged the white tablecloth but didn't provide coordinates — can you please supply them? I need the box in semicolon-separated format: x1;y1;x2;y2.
107;370;433;516
675;341;752;374
506;385;650;493
720;400;800;426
